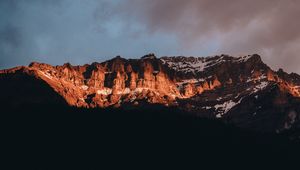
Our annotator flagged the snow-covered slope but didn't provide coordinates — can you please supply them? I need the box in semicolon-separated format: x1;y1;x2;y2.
160;54;253;74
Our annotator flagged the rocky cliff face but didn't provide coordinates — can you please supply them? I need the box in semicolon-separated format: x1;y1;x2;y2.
1;53;300;133
0;54;180;108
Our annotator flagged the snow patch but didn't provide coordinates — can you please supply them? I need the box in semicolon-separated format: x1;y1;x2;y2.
246;75;267;83
214;98;243;118
247;81;269;94
97;88;131;95
161;55;254;74
202;106;212;109
253;81;269;93
216;114;222;118
237;55;252;62
160;57;208;73
81;85;88;90
176;78;205;86
215;100;237;113
216;97;223;101
134;87;149;93
115;88;131;95
97;88;112;95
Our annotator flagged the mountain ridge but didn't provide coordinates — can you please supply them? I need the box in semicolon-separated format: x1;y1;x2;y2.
1;53;300;133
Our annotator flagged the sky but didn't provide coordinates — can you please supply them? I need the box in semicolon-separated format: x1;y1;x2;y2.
1;0;300;73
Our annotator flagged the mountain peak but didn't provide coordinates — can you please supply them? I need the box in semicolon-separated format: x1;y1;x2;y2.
141;53;157;60
251;53;262;60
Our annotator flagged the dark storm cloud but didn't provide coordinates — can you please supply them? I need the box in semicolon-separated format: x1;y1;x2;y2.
1;0;300;73
0;0;178;68
113;0;300;73
0;0;70;67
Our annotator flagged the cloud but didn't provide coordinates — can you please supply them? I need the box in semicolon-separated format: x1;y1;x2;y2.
1;0;300;73
0;0;180;68
113;0;300;73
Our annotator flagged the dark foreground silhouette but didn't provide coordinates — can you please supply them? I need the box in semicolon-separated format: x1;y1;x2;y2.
2;104;300;169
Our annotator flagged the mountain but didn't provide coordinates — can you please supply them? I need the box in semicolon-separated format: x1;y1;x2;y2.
1;53;300;134
3;53;300;167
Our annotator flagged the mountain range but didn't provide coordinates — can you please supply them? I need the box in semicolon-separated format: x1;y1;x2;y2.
1;53;300;134
3;53;300;167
